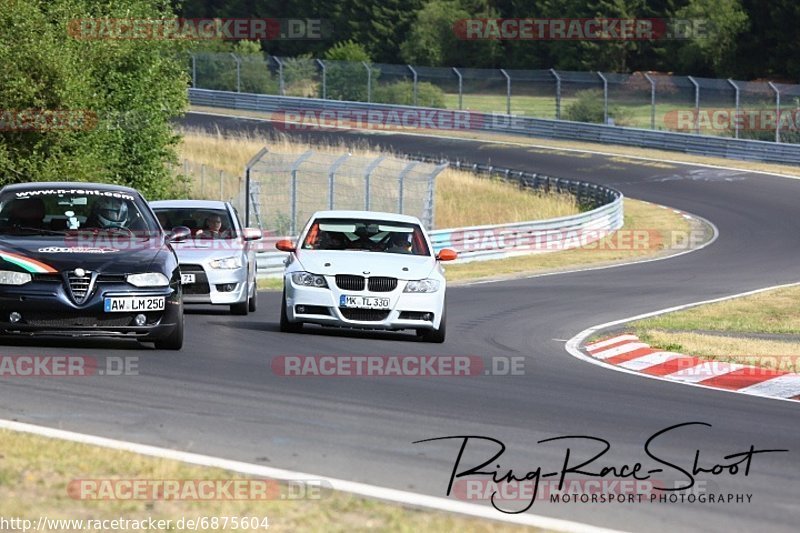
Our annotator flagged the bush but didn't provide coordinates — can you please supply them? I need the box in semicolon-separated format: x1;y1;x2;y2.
373;81;446;108
565;90;605;123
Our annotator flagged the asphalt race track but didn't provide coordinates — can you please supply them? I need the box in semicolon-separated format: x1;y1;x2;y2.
2;113;799;532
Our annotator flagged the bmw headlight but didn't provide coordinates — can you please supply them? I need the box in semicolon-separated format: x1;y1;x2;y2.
210;256;242;269
0;270;32;285
127;272;170;287
404;279;440;293
291;272;328;288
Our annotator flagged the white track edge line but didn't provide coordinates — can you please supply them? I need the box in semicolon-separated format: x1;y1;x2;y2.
0;419;627;533
564;282;800;404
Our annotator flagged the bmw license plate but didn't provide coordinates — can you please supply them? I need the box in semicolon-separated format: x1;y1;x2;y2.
339;295;390;309
181;273;196;284
104;297;165;313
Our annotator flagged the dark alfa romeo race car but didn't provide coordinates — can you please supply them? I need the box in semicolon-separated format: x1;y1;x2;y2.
0;182;185;349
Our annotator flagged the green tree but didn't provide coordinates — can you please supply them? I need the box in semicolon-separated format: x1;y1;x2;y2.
0;0;188;198
400;0;501;67
669;0;748;76
324;41;372;101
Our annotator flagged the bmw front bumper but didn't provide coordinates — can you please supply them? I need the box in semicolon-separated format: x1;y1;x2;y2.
284;275;445;331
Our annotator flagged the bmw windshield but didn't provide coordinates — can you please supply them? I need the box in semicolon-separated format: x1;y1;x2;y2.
301;218;431;256
0;188;158;236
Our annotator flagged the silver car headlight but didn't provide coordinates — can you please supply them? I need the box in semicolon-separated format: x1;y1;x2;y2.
127;272;170;287
210;256;242;269
291;272;328;288
404;279;440;293
0;270;32;285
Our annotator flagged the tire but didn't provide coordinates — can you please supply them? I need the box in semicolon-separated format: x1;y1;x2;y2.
419;308;446;343
279;289;303;333
248;281;257;312
231;299;248;315
154;311;184;350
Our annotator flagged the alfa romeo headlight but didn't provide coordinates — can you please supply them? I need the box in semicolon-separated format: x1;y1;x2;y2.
291;272;328;288
403;279;440;293
127;272;170;287
210;256;242;269
0;270;32;286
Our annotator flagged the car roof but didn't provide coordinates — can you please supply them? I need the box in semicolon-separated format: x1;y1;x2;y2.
150;199;230;209
310;210;422;224
0;182;140;194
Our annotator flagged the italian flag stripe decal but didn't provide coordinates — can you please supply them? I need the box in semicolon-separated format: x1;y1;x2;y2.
0;250;58;273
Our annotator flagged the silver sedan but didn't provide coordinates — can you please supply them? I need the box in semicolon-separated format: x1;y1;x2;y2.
150;200;262;315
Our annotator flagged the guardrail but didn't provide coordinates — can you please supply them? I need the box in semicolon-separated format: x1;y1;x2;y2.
253;159;624;277
189;88;800;166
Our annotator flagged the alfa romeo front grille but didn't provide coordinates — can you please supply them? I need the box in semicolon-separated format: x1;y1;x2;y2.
367;277;397;292
67;272;93;303
335;275;365;291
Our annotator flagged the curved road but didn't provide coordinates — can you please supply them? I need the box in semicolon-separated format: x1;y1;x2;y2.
2;113;799;532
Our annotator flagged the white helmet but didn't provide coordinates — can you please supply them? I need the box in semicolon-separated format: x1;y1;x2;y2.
95;197;129;228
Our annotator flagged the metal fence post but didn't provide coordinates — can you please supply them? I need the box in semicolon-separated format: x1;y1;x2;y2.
362;61;372;103
408;65;418;105
219;170;224;200
768;82;781;143
200;164;205;196
643;73;656;129
452;68;463;110
273;56;285;96
397;161;418;214
597;72;609;124
688;76;700;134
244;147;269;228
427;164;448;229
500;69;511;115
364;156;385;210
230;53;241;92
728;79;740;139
190;53;196;88
550;69;561;120
328;153;350;209
290;150;314;234
316;59;326;99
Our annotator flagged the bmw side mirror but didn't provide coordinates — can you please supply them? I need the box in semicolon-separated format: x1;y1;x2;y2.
169;225;191;243
436;248;458;261
275;239;296;252
243;227;262;241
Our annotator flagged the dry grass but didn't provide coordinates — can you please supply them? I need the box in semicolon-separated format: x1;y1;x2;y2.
631;284;800;373
632;285;800;334
635;330;800;373
189;106;800;179
444;198;697;282
0;430;540;532
177;129;580;228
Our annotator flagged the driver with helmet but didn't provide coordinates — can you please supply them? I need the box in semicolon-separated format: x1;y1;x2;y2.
88;197;129;229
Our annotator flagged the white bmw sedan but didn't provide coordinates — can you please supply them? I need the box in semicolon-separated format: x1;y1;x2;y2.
275;211;457;342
